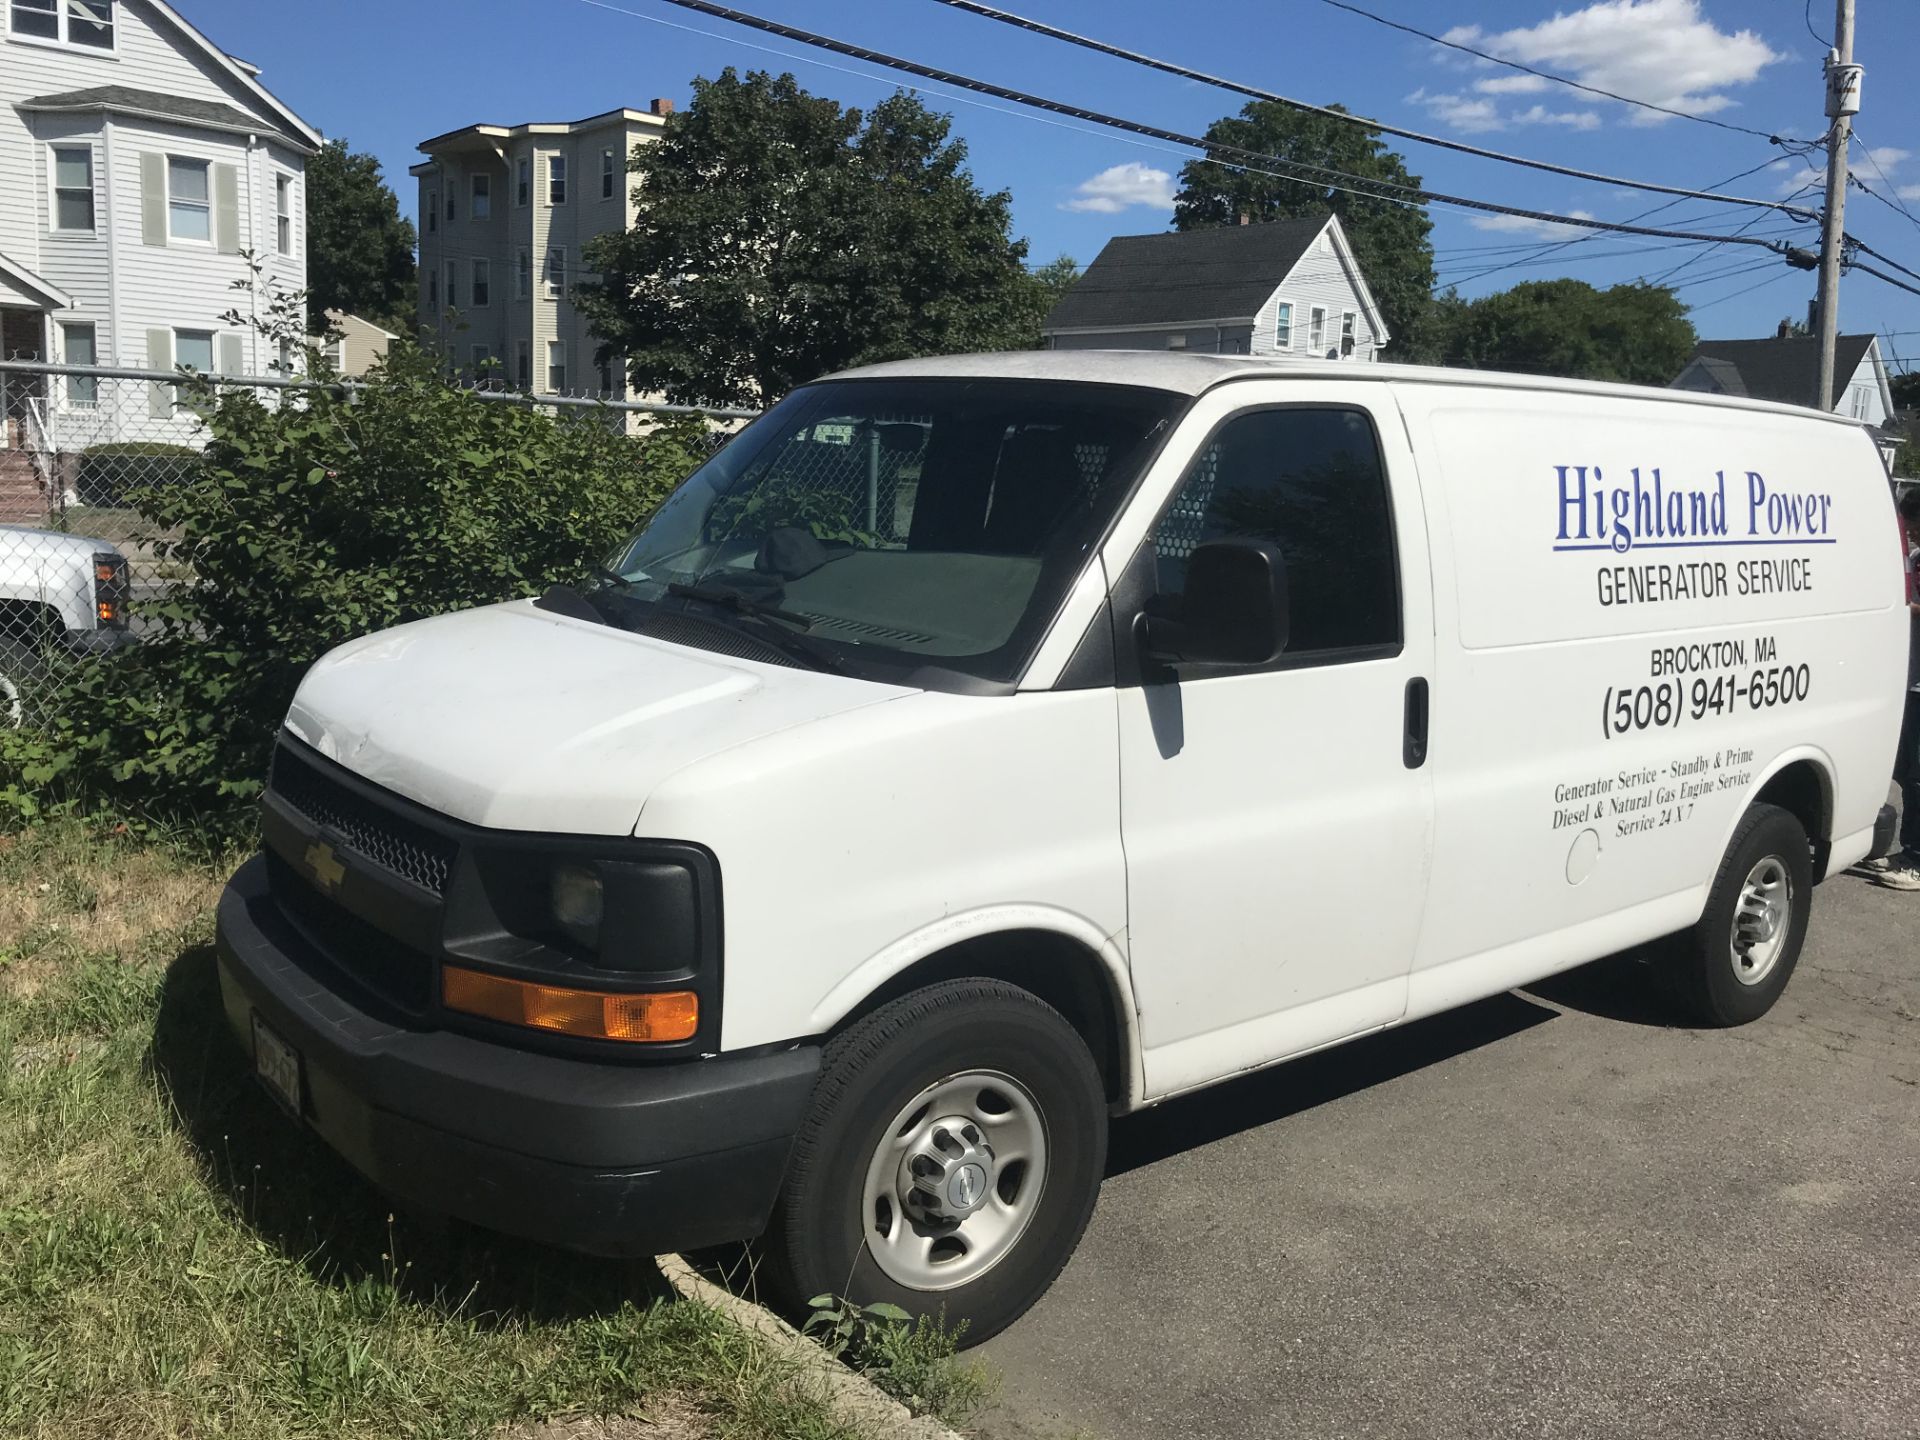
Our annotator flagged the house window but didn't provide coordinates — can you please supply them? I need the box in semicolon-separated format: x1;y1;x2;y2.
545;246;566;296
548;154;567;205
11;0;112;46
516;249;531;298
426;190;436;233
471;173;491;220
516;157;530;207
546;340;565;394
1273;301;1292;349
516;339;530;390
277;336;293;373
471;258;490;307
427;268;438;310
52;145;94;231
167;157;211;242
9;0;56;37
275;174;292;255
602;147;617;200
599;356;620;396
1851;387;1869;419
1341;312;1356;356
174;329;215;375
1165;334;1187;350
1309;307;1327;353
444;260;457;309
327;338;344;369
445;186;456;222
62;322;97;406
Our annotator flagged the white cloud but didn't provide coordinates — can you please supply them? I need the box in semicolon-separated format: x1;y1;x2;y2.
1511;104;1603;130
1473;74;1550;96
1061;162;1175;214
1783;146;1910;197
1469;209;1598;239
1405;87;1504;132
1433;0;1780;129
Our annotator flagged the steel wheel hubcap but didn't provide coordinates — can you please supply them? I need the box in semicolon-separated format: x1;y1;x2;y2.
1730;855;1792;986
862;1069;1048;1291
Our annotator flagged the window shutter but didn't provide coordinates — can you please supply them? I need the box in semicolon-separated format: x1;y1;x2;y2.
140;153;166;246
213;164;240;253
217;333;244;377
147;329;174;416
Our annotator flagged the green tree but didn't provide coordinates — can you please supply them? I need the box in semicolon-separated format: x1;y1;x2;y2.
577;70;1041;409
304;138;418;332
1030;254;1081;317
1776;313;1812;338
0;340;704;826
1438;278;1696;385
1172;102;1437;357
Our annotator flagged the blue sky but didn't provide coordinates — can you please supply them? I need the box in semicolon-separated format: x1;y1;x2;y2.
192;0;1919;364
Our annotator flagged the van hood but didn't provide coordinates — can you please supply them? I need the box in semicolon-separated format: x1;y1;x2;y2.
284;599;908;834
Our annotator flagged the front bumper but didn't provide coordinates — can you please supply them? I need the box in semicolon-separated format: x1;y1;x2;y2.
215;855;819;1257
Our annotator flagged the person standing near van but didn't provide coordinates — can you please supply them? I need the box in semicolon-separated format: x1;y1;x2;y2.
1872;485;1920;888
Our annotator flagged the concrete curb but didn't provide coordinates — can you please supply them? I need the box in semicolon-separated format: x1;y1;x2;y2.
655;1255;962;1440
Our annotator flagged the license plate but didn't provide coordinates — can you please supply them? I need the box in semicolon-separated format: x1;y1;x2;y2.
251;1012;302;1115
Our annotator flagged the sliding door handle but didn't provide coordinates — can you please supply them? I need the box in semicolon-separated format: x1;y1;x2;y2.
1404;676;1429;769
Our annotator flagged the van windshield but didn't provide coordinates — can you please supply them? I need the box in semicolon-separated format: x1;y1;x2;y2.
601;378;1183;687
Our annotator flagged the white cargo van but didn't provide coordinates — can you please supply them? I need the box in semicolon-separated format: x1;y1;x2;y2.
215;352;1903;1343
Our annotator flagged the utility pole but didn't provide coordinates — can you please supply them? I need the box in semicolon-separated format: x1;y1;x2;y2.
1814;0;1860;413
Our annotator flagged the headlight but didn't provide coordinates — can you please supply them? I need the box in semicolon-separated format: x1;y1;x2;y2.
550;863;604;950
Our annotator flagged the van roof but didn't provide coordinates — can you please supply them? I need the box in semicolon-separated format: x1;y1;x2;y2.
826;350;1873;430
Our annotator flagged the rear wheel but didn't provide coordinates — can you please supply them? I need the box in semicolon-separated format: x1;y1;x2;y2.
1674;803;1811;1026
760;978;1106;1347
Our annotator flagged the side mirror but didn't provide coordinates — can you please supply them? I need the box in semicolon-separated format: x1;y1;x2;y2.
1138;539;1289;667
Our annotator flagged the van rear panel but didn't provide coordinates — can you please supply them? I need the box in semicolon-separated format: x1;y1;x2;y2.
1394;383;1903;1000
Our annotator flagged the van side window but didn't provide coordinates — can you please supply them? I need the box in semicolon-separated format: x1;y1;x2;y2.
1151;407;1398;654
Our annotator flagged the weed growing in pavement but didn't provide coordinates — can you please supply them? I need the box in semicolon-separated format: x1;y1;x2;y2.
804;1294;993;1425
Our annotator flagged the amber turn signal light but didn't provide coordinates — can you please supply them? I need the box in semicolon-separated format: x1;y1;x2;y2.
442;966;698;1042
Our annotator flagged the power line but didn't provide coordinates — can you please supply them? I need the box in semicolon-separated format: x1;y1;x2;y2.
1316;0;1808;142
1440;158;1808;290
926;0;1813;216
1847;259;1920;300
1688;268;1798;312
1804;0;1834;50
1847;129;1920;237
593;0;1811;258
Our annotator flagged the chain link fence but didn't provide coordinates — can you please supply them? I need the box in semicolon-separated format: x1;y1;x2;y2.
0;359;754;728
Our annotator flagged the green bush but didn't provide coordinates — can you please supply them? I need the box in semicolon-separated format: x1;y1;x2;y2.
75;441;202;508
2;343;707;828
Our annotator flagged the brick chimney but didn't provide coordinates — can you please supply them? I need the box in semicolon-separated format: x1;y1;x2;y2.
651;98;675;116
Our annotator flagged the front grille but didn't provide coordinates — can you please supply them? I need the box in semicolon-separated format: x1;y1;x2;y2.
266;852;434;1016
269;743;457;895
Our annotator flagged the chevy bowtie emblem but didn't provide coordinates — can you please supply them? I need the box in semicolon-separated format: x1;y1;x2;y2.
304;841;346;894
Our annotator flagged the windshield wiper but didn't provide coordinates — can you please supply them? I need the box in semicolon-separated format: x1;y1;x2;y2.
666;582;817;630
665;582;846;673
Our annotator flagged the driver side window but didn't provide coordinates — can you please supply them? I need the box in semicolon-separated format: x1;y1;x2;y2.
1150;407;1399;656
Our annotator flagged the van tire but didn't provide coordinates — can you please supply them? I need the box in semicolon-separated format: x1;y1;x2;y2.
759;978;1106;1348
1676;803;1811;1027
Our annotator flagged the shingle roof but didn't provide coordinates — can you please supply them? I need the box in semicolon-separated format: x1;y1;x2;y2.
21;86;296;145
1043;218;1331;332
1677;334;1877;408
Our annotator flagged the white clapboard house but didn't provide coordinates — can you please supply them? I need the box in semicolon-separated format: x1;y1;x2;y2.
1042;214;1389;360
0;0;321;452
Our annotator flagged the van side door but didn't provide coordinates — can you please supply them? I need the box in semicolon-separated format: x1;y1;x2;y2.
1108;384;1436;1099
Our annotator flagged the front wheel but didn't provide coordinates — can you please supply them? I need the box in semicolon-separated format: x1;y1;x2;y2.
1674;803;1811;1026
760;978;1107;1347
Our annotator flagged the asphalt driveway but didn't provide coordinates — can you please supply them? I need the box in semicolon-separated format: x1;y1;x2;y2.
975;867;1919;1440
